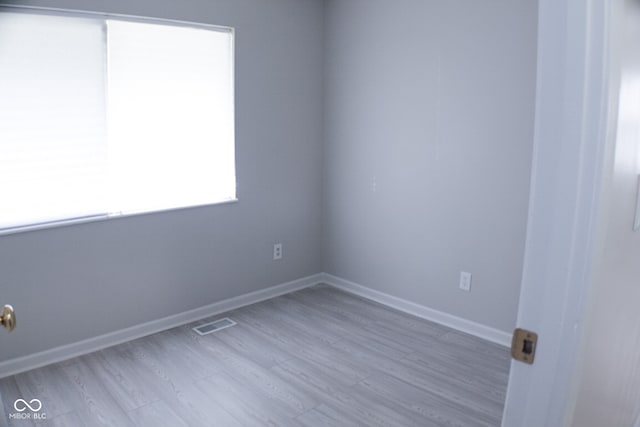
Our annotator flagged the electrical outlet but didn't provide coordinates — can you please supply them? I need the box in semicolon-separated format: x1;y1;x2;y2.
273;243;283;260
459;271;472;292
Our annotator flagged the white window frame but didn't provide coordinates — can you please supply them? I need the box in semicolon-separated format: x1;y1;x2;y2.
0;5;237;236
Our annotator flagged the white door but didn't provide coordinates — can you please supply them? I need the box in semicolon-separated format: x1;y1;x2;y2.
502;0;640;425
565;0;640;425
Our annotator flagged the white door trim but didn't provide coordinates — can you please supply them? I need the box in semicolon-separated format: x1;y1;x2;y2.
501;0;615;425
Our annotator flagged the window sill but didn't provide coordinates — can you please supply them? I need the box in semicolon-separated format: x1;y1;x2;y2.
0;198;239;237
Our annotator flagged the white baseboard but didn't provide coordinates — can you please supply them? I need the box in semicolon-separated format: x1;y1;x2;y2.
0;272;511;378
321;273;512;347
0;274;324;378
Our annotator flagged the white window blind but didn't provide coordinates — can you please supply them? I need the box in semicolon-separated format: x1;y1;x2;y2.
0;10;235;232
0;13;108;228
107;20;235;214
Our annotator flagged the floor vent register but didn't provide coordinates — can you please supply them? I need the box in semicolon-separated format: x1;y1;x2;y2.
192;317;237;336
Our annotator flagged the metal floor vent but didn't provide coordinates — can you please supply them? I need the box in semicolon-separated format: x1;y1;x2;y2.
192;318;236;336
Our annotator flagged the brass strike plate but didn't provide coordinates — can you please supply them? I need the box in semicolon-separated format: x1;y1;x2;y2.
511;328;538;364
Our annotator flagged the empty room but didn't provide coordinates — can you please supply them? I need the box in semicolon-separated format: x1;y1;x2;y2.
1;0;639;426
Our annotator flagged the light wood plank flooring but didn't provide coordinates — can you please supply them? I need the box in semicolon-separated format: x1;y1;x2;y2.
0;284;511;426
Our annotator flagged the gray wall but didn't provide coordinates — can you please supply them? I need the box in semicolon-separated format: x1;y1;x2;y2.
0;0;324;360
322;0;537;332
1;0;539;362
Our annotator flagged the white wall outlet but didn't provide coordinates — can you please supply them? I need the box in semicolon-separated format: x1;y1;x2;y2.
459;271;472;292
273;243;283;260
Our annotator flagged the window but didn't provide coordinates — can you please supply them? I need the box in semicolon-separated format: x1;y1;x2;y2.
0;10;235;232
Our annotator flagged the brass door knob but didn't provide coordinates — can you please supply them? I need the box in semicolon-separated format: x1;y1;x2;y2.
1;305;15;332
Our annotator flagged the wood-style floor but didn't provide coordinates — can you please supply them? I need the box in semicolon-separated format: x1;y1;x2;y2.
0;284;510;426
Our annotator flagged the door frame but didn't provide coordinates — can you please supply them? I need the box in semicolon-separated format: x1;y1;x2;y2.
501;0;618;425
